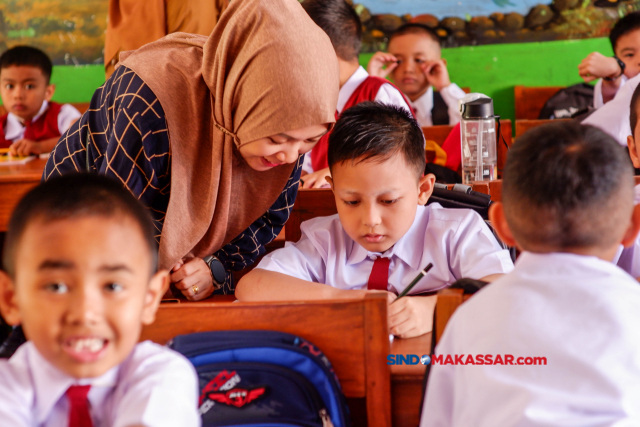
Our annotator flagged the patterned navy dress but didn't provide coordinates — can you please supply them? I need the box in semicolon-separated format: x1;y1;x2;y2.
44;66;303;294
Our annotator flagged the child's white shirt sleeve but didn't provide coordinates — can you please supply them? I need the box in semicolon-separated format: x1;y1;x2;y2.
376;83;413;116
440;83;466;126
57;104;82;135
256;226;327;284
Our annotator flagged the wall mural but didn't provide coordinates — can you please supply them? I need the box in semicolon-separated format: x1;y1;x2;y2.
0;0;639;65
357;0;640;51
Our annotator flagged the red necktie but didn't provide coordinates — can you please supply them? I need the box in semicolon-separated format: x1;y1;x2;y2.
66;385;93;427
367;257;390;290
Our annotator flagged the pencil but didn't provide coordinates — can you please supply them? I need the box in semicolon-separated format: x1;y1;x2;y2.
392;263;433;303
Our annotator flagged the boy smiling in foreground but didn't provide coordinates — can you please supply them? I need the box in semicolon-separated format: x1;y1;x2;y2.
0;174;199;426
236;102;513;338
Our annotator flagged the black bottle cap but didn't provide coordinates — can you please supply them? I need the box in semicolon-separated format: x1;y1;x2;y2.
461;98;494;119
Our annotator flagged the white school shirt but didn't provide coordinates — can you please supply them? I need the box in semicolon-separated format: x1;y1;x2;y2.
421;252;640;427
614;184;640;278
593;75;629;109
409;84;466;128
582;72;640;146
0;341;201;427
257;203;514;294
302;66;412;173
4;100;81;143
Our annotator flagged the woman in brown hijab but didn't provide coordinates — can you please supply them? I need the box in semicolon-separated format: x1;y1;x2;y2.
44;0;339;300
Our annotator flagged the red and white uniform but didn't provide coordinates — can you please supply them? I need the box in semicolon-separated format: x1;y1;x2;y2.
0;101;81;149
304;66;414;173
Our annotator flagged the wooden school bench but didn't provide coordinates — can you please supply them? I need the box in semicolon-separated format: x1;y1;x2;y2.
0;157;47;232
515;118;571;138
142;295;393;427
514;85;564;120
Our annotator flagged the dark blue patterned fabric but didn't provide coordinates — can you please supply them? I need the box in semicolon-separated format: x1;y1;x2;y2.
44;66;303;294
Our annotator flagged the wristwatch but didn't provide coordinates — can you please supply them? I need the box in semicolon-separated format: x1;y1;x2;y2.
604;56;625;81
203;255;225;290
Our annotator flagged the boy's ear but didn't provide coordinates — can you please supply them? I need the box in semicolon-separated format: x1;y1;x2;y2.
0;271;21;326
417;173;436;205
627;135;640;169
621;204;640;248
488;202;518;248
326;175;334;191
140;270;170;325
44;84;55;102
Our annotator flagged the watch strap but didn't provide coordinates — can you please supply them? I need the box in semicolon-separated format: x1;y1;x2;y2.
604;56;625;81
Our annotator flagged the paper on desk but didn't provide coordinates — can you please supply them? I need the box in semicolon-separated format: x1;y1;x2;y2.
0;153;36;166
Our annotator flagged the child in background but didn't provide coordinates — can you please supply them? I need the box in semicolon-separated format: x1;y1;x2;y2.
300;0;413;189
422;121;640;426
579;11;640;108
0;46;81;156
368;23;466;128
0;174;199;426
236;102;513;338
615;83;640;277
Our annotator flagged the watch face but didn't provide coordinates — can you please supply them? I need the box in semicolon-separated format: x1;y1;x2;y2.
210;258;226;284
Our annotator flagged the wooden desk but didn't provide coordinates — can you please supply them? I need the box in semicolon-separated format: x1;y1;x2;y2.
390;333;431;427
0;158;47;232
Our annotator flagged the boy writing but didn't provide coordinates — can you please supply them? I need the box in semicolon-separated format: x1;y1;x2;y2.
579;11;640;107
0;46;81;156
236;102;513;338
0;174;200;426
300;0;413;189
368;23;466;128
422;121;640;426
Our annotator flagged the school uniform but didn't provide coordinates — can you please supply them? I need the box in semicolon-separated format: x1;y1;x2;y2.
257;204;513;293
582;72;640;146
0;100;81;149
0;340;200;427
615;184;640;278
421;252;640;427
410;84;466;128
303;66;413;173
593;75;628;109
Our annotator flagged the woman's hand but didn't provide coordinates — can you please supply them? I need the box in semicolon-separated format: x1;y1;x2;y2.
301;167;331;188
170;257;215;301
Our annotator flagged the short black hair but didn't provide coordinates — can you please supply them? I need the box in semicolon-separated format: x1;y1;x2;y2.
0;46;53;83
502;121;634;251
610;11;640;51
630;82;640;136
390;23;441;47
328;102;425;177
2;174;158;278
302;0;362;61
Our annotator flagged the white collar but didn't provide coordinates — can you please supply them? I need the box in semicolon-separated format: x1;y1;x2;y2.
24;342;119;424
346;204;427;270
5;100;49;141
337;66;369;113
409;87;434;117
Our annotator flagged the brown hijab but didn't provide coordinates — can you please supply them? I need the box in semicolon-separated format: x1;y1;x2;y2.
120;0;339;269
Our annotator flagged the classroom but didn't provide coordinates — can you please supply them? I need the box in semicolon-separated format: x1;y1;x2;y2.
1;0;640;426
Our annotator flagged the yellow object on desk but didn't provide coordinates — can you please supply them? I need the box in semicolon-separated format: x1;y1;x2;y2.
0;150;36;166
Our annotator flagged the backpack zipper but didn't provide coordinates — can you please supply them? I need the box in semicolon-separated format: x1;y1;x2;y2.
320;409;334;427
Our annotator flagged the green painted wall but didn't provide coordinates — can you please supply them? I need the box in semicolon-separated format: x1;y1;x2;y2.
41;37;613;124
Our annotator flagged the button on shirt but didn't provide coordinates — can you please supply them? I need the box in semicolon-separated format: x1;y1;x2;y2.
4;100;81;143
0;341;201;427
410;84;466;128
421;252;640;427
257;204;514;294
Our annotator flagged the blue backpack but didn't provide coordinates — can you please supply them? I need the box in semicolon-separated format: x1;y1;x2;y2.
169;330;351;427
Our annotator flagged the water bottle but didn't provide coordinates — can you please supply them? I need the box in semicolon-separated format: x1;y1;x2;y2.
459;96;498;184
